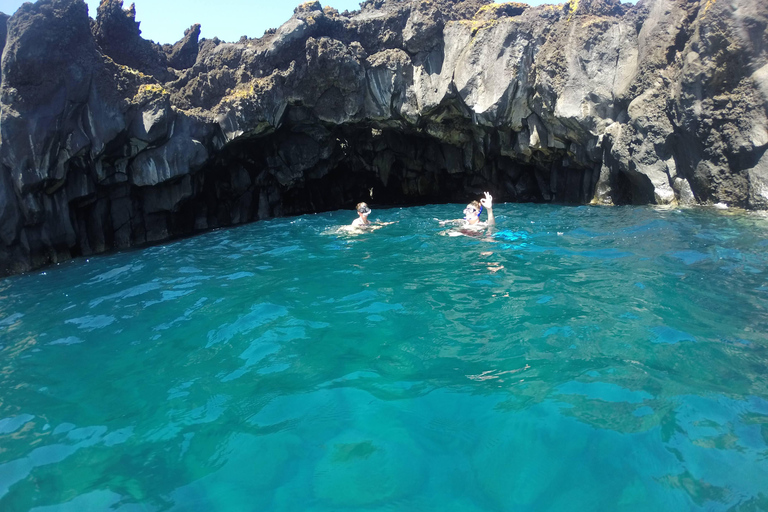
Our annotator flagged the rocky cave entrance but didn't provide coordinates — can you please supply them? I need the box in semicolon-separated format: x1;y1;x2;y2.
56;108;606;272
8;111;608;275
196;106;602;227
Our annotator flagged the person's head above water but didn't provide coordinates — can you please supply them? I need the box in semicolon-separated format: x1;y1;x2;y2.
462;192;495;226
436;192;494;229
348;201;395;230
464;200;483;223
352;202;372;226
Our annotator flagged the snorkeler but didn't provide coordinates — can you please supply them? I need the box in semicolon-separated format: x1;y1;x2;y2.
345;202;395;232
440;192;495;228
352;202;371;227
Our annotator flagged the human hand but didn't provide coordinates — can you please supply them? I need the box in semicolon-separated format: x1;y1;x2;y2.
480;191;493;209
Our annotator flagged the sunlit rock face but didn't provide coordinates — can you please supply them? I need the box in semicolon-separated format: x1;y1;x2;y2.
0;0;766;275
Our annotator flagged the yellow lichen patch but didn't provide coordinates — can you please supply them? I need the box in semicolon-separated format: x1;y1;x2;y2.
475;3;493;16
137;83;168;96
456;17;504;37
222;84;256;104
132;83;168;102
565;0;580;22
119;64;148;79
475;18;500;36
703;0;717;13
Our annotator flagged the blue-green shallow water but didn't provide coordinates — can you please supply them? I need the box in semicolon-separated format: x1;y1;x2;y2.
2;204;768;512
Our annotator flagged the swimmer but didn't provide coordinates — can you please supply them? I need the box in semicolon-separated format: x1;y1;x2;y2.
440;192;495;229
352;202;371;227
336;202;395;234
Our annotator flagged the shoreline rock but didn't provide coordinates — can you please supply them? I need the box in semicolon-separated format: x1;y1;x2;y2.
0;0;766;276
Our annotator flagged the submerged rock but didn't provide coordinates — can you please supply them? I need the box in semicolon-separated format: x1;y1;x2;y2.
0;0;767;275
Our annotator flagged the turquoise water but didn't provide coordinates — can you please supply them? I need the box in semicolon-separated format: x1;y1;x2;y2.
1;204;768;511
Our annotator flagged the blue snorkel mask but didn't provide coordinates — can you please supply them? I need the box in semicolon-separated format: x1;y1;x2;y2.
357;205;371;215
463;204;482;219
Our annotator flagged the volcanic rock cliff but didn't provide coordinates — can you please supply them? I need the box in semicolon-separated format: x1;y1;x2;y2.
0;0;766;275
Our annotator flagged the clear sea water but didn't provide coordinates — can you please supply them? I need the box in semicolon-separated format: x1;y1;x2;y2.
1;203;768;512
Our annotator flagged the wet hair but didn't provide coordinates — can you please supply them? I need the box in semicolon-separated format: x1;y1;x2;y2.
468;200;481;211
356;202;370;213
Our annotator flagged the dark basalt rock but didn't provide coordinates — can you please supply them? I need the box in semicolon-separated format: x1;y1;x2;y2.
92;0;170;81
0;0;767;276
0;13;8;61
164;24;201;70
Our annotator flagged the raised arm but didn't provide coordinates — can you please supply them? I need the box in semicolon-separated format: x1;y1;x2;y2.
480;192;495;225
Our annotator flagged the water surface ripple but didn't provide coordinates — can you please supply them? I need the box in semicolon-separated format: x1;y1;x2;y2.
1;204;768;511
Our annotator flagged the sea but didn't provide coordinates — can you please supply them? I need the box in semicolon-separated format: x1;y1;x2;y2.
1;203;767;511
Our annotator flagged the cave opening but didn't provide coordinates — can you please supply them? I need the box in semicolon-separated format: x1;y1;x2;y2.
195;108;602;232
